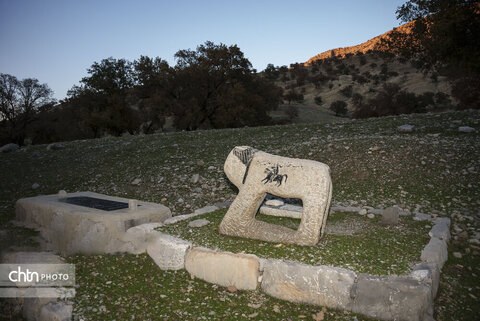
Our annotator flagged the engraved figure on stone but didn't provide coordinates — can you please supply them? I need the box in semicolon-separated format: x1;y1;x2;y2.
262;165;288;186
220;146;332;246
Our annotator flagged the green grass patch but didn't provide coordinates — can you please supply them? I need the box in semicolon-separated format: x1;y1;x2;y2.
157;209;430;275
68;253;376;321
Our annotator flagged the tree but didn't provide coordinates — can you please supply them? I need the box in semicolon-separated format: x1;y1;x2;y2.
0;73;55;145
172;41;280;130
330;100;348;117
263;64;279;81
385;0;480;72
81;57;134;94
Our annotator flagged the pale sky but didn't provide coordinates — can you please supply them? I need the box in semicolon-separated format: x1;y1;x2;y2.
0;0;405;100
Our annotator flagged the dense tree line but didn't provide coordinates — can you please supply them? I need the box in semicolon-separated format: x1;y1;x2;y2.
1;42;282;145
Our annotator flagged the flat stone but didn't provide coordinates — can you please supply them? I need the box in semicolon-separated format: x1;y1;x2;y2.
131;178;142;186
368;208;384;215
351;274;433;321
214;201;231;208
191;174;200;184
0;143;19;153
188;219;210;228
414;212;431;221
411;262;440;298
428;221;451;243
458;126;475;133
194;205;218;215
46;143;65;151
261;259;356;310
265;199;284;207
39;302;72;321
366;213;375;219
125;223;164;254
381;206;399;225
147;232;191;270
259;205;302;219
331;206;363;213
453;252;462;259
358;209;367;215
432;217;451;229
164;206;219;225
32;183;40;190
421;237;448;270
397;124;414;133
185;248;259;290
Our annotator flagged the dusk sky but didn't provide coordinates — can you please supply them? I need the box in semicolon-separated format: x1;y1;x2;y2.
0;0;405;100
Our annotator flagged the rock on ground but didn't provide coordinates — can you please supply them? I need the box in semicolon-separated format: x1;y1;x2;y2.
188;219;210;228
0;143;19;153
397;124;414;133
381;207;399;225
185;248;259;290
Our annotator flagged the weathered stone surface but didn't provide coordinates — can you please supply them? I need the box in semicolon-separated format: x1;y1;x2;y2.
163;205;219;225
458;126;475;133
191;174;200;184
331;206;362;213
194;205;218;215
39;302;72;321
429;221;451;243
397;124;414;133
188;219;210;228
381;206;399;225
185;248;259;290
259;205;302;219
414;212;431;221
0;143;19;153
147;232;191;270
411;262;440;298
265;199;284;207
421;237;448;270
351;274;434;321
46;143;65;151
261;259;356;310
125;222;164;254
15;192;171;255
220;146;332;246
432;217;451;229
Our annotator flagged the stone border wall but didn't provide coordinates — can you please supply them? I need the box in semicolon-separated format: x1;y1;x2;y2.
129;205;450;321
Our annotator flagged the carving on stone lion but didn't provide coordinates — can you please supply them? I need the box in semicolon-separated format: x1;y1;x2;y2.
219;146;332;246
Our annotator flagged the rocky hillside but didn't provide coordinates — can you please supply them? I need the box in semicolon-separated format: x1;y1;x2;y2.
305;21;414;64
271;22;454;122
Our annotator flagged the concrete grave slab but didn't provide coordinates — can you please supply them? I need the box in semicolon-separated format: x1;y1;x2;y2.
15;191;171;255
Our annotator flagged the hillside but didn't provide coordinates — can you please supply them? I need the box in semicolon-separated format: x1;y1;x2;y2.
305;21;414;64
0;110;478;320
272;43;453;122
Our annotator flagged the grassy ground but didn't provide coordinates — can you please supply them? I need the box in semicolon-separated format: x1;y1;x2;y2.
0;109;479;320
157;210;430;276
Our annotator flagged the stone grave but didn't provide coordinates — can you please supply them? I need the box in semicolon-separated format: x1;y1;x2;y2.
15;191;171;255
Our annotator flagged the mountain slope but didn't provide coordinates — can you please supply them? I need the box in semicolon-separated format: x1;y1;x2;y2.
306;21;414;64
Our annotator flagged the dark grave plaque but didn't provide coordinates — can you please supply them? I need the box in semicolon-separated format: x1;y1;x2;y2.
60;196;129;212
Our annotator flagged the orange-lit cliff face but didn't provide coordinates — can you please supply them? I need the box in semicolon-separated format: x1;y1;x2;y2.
305;21;415;65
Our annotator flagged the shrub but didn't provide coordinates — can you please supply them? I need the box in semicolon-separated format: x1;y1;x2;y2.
330;100;348;116
340;85;353;98
314;96;323;106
